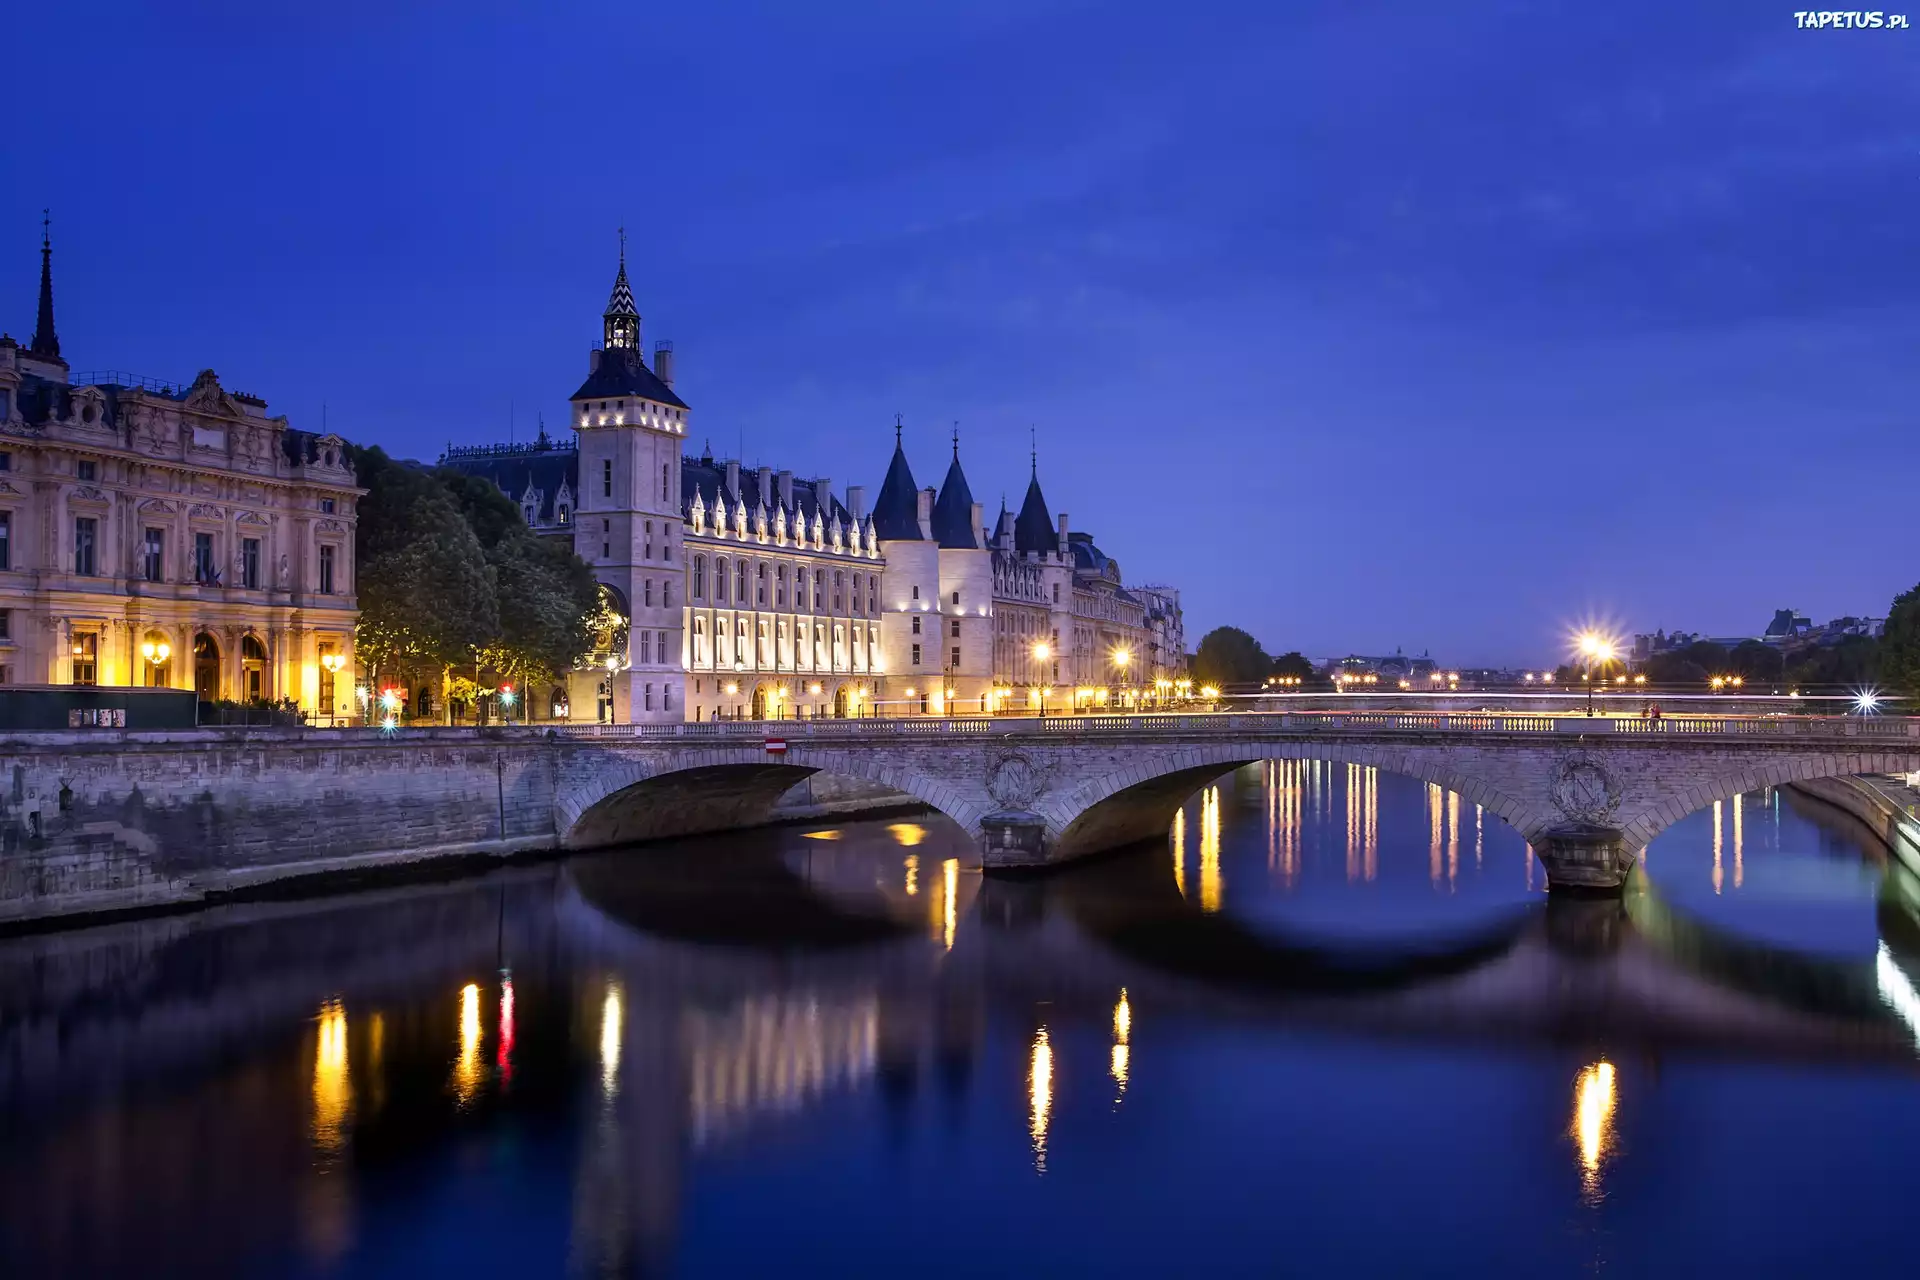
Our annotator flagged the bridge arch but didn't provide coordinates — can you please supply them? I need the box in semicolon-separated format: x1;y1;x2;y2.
1038;741;1541;862
1616;747;1920;851
553;742;986;852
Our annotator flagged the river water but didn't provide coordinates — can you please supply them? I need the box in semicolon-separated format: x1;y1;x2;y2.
3;765;1919;1278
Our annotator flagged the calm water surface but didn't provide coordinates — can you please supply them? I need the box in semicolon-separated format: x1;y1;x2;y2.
4;764;1919;1278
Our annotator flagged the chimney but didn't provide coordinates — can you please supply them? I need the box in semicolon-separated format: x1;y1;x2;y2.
1057;513;1069;555
757;466;772;507
970;501;984;547
653;340;674;387
916;487;934;540
725;459;740;498
777;470;793;509
847;485;867;520
589;349;602;374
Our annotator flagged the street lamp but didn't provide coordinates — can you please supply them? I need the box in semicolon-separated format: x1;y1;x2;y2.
1033;642;1051;716
140;639;171;688
1577;631;1616;716
1111;647;1131;709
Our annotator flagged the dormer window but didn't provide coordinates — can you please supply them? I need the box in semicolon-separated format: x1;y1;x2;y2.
321;498;336;514
76;460;96;482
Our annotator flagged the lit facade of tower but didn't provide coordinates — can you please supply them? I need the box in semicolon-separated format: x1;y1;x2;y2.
567;247;688;724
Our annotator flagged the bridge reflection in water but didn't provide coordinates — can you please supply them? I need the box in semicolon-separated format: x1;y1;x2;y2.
2;763;1919;1275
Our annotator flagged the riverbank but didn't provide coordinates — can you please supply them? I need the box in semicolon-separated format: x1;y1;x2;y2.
1787;775;1920;875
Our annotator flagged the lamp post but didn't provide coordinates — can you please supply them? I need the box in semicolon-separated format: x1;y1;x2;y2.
320;651;345;725
140;639;171;689
1111;647;1131;711
1033;641;1051;717
1577;632;1616;717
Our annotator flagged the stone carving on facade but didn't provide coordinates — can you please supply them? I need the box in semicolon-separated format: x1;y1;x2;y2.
316;517;347;533
189;503;224;521
69;485;107;503
137;498;177;515
984;749;1047;813
1549;751;1622;828
236;510;269;526
277;553;290;587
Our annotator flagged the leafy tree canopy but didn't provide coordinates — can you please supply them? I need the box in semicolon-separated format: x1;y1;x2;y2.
1192;626;1271;688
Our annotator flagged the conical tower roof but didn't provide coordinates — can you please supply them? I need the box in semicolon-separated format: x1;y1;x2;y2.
871;420;923;541
930;433;978;548
1013;454;1055;555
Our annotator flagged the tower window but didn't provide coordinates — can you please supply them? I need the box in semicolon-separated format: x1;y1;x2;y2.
602;459;613;498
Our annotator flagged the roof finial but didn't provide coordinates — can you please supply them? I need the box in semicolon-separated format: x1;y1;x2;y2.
617;225;626;265
1029;425;1037;477
41;209;50;251
951;421;959;459
894;412;903;447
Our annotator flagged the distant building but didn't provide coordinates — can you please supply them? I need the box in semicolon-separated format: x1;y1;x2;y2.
0;223;359;715
1635;609;1886;663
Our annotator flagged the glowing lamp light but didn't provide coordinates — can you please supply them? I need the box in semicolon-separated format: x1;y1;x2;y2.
1855;689;1882;715
499;686;516;708
809;683;823;696
141;640;171;664
379;688;402;712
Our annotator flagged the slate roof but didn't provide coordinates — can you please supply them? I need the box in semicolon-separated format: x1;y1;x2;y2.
1013;471;1055;555
439;438;578;522
930;447;978;549
570;346;688;409
680;454;857;532
871;436;923;541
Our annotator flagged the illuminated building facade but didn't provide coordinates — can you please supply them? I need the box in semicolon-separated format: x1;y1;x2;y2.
440;249;1183;721
0;226;359;713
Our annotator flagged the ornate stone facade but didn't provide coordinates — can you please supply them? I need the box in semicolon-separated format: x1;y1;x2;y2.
439;251;1184;722
0;227;360;714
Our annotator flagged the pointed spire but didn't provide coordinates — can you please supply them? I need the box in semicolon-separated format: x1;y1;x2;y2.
602;228;639;351
1014;431;1056;556
931;430;978;548
1029;425;1038;477
30;209;60;360
872;417;923;541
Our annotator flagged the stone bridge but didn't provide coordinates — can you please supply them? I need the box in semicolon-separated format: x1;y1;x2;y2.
3;710;1919;923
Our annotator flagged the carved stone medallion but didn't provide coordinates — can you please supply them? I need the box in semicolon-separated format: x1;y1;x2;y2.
985;750;1045;812
1550;751;1621;827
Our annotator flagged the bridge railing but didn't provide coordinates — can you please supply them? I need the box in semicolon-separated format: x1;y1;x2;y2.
545;710;1920;743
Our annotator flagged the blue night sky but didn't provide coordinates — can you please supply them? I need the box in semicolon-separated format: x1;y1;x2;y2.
4;1;1914;665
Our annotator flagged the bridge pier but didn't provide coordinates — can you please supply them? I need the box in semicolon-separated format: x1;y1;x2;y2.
1534;824;1638;895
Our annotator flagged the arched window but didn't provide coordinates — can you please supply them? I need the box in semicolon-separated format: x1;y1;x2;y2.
737;559;748;603
776;565;788;608
715;557;729;604
833;570;844;612
693;616;707;664
693;556;706;599
757;562;767;605
869;575;878;613
814;568;824;610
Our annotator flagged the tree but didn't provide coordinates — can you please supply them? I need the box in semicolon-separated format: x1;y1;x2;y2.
1269;651;1317;682
477;531;601;688
356;496;499;694
1192;626;1270;688
1877;583;1920;697
1785;636;1879;690
1728;639;1785;684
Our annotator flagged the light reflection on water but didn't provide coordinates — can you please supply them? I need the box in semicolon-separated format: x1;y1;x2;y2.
2;762;1919;1277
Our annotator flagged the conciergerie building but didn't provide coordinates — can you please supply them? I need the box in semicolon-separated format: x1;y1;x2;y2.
442;250;1185;723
